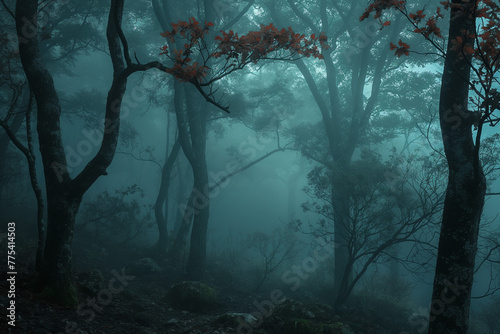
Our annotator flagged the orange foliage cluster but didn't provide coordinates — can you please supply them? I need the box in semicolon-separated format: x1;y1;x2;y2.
390;39;410;57
361;0;447;55
474;0;500;84
160;18;327;82
361;0;500;122
361;0;499;63
212;23;328;63
359;0;405;21
160;17;211;82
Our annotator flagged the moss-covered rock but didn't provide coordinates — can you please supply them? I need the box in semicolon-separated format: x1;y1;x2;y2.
284;318;353;334
164;281;216;312
274;299;334;321
213;312;258;328
76;269;104;295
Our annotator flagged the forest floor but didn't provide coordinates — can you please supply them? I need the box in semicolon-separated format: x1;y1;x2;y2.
1;232;417;334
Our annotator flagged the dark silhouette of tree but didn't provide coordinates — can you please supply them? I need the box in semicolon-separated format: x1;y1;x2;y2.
297;149;445;305
15;0;166;305
13;0;325;305
152;1;325;279
362;0;500;332
265;0;429;305
1;0;106;271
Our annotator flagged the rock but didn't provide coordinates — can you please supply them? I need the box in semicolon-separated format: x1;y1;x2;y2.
166;318;180;325
274;299;333;321
213;312;257;328
75;269;104;295
164;281;217;312
127;257;163;275
284;319;354;334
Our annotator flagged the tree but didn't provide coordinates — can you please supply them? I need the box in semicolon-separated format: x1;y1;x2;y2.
298;149;445;305
15;0;166;305
244;228;298;291
1;0;106;272
152;1;326;279
264;0;430;305
13;0;325;305
78;185;154;245
361;0;500;332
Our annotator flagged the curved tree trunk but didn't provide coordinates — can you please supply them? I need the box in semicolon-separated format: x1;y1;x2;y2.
16;0;165;306
186;154;209;279
428;1;485;333
154;139;180;253
0;92;45;272
168;189;195;261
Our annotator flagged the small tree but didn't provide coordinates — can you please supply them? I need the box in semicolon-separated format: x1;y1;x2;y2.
298;149;445;306
78;185;154;245
245;228;299;291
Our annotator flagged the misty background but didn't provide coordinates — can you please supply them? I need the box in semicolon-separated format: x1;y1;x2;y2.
1;0;499;333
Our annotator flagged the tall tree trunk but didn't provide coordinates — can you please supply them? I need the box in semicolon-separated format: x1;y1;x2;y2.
168;189;195;261
16;0;165;305
154;139;180;253
37;191;81;304
154;0;256;279
186;155;209;279
0;92;45;272
172;160;190;235
428;1;485;333
0;91;28;217
0;112;25;162
331;176;352;306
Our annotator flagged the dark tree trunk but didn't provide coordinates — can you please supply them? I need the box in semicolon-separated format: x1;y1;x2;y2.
16;0;165;306
37;191;81;304
0;112;25;162
186;155;210;279
267;3;401;307
183;83;209;279
331;180;352;306
428;1;485;333
0;92;45;272
168;190;195;261
154;139;181;253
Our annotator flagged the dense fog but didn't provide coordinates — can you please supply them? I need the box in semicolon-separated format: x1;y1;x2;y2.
1;0;499;333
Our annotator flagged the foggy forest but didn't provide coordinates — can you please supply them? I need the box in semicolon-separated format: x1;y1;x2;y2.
1;0;500;333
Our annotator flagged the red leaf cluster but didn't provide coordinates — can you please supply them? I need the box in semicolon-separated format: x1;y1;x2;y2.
360;0;405;21
160;19;327;83
361;1;447;56
213;23;327;62
390;39;410;57
362;0;500;125
474;1;500;85
160;17;211;82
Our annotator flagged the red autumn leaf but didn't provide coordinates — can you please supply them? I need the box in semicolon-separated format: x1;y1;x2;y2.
160;18;325;83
